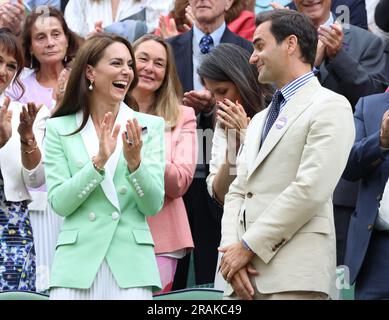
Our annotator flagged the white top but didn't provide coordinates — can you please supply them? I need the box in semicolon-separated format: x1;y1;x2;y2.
206;122;227;198
64;0;174;36
0;94;45;202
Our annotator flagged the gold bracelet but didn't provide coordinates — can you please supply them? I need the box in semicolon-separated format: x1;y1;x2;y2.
92;156;105;174
22;145;39;154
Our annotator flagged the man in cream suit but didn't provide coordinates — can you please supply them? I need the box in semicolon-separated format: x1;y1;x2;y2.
218;10;355;300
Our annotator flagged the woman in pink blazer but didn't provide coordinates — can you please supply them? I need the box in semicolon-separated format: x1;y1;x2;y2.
132;34;197;293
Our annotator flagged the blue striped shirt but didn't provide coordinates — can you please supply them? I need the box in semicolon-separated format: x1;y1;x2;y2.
262;71;315;140
279;71;315;111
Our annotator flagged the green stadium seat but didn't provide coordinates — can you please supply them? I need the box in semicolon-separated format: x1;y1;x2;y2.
153;288;223;300
0;291;49;300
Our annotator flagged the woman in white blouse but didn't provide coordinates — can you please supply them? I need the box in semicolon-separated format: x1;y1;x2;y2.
0;28;45;291
64;0;174;36
198;43;272;205
197;43;272;291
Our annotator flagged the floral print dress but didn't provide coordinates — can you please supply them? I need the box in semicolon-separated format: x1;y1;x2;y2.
0;169;36;291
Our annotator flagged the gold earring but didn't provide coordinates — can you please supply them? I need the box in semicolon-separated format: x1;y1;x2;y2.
88;80;94;91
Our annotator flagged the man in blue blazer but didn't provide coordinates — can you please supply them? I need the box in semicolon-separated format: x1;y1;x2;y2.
343;92;389;299
167;0;253;288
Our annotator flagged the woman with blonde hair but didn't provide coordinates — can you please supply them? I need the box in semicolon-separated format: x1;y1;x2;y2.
132;34;197;294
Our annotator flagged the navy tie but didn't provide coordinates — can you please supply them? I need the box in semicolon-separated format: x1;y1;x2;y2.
262;90;284;141
199;34;213;54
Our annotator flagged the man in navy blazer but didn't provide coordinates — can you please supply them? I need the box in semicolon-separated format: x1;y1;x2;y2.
343;92;389;299
167;0;253;288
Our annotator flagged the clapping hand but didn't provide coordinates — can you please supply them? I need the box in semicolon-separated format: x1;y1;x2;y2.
17;102;42;142
318;21;344;59
94;112;121;168
0;0;25;35
122;118;142;172
53;66;71;103
0;96;12;147
216;99;249;144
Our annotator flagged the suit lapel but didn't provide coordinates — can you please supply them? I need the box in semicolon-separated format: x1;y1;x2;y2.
76;104;134;212
176;30;194;92
247;78;320;178
246;110;268;170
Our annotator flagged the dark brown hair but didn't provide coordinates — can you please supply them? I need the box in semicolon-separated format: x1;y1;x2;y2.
0;28;25;99
198;43;273;119
51;33;139;135
225;0;248;23
22;6;80;70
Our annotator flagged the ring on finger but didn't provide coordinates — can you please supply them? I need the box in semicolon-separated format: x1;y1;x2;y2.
128;139;134;146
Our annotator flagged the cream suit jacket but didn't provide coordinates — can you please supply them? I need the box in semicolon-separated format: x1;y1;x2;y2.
221;78;355;298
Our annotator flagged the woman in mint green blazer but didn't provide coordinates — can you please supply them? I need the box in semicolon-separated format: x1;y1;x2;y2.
45;33;165;300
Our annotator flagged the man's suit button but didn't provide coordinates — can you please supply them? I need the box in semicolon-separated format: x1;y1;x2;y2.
247;192;253;198
272;247;277;252
111;212;120;220
368;224;373;231
89;212;96;221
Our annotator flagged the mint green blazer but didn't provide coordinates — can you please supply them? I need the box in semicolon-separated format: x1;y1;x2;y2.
44;103;165;290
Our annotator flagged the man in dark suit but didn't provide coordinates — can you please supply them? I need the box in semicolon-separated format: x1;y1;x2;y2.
167;0;253;288
343;92;389;299
293;0;388;267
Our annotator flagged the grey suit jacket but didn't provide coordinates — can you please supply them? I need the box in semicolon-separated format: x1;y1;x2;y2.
319;24;388;108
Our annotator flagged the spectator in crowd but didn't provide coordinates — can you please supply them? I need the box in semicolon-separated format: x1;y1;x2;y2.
46;33;165;300
159;0;256;41
5;6;80;293
292;0;387;107
219;10;355;300
197;43;272;290
64;0;174;37
199;43;271;206
132;34;197;294
0;28;45;291
291;0;389;267
8;6;80;109
342;90;389;299
167;0;253;289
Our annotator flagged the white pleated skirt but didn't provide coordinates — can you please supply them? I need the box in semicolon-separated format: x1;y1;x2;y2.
49;260;153;300
29;191;63;293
